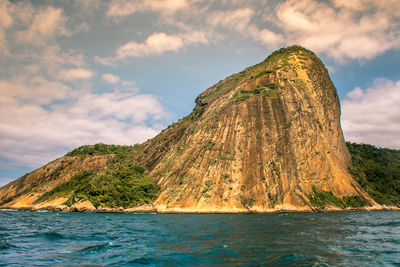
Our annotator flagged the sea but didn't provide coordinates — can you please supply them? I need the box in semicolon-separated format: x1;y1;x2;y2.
0;210;399;266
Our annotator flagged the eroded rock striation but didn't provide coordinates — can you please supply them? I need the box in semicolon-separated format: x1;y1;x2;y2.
0;46;385;212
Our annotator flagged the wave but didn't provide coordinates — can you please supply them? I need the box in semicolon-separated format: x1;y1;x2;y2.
76;243;110;253
0;240;17;250
43;231;65;240
273;253;318;265
374;221;400;227
126;256;162;265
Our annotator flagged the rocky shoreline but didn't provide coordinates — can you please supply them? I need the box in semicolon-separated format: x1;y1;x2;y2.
0;203;157;213
1;201;399;214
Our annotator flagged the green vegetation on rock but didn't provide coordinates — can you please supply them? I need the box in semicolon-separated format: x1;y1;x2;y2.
308;185;368;208
249;70;274;81
37;144;160;208
65;143;142;159
264;45;316;63
230;84;278;104
347;142;400;206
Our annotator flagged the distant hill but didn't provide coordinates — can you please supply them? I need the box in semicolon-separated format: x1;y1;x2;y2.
1;46;398;212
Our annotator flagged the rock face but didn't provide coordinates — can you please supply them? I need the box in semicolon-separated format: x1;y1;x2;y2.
138;46;375;212
0;46;379;212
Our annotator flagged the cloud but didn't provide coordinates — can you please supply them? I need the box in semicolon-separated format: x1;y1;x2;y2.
0;75;69;105
102;73;120;84
107;0;189;17
341;79;400;148
102;1;399;62
117;33;183;58
249;27;283;47
0;1;13;28
69;92;165;123
116;31;207;58
19;46;86;79
15;6;68;45
0;75;167;168
332;0;400;14
58;68;95;81
107;0;140;17
94;56;116;66
41;46;85;67
0;0;13;54
181;31;208;45
332;0;366;10
153;0;398;62
209;8;254;32
274;0;400;62
208;8;283;48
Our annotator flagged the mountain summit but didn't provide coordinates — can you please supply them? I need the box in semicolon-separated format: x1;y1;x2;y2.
0;46;383;212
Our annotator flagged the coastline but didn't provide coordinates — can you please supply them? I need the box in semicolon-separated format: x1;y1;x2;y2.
1;204;399;214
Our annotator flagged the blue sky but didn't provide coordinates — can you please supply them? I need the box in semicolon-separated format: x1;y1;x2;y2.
1;0;400;186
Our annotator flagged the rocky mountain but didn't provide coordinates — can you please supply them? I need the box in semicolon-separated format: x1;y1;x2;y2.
0;46;394;212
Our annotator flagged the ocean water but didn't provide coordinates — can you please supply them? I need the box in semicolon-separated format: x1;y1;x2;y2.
0;210;399;266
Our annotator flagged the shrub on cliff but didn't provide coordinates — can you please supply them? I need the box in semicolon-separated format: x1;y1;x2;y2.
347;142;400;206
36;162;159;208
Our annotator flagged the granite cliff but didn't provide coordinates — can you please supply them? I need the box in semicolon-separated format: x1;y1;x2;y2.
137;46;377;212
0;46;389;212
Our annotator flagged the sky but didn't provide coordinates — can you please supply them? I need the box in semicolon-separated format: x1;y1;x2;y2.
0;0;400;186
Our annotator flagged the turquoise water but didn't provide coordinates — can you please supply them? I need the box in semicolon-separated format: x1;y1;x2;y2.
0;210;399;266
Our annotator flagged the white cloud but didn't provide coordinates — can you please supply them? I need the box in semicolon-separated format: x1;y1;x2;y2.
181;31;208;45
102;73;120;84
45;46;85;66
332;0;366;10
274;0;400;62
0;0;88;53
58;68;95;81
117;32;207;58
94;56;116;66
0;1;13;28
208;8;283;48
15;6;68;45
209;8;254;32
69;92;165;123
0;0;13;54
102;1;400;62
333;0;400;14
20;46;86;79
12;1;34;25
107;0;190;17
117;32;183;58
249;26;283;47
342;79;400;148
107;0;140;17
0;75;69;105
0;75;167;168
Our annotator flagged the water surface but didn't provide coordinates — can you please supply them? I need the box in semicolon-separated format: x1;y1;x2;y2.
0;210;399;265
